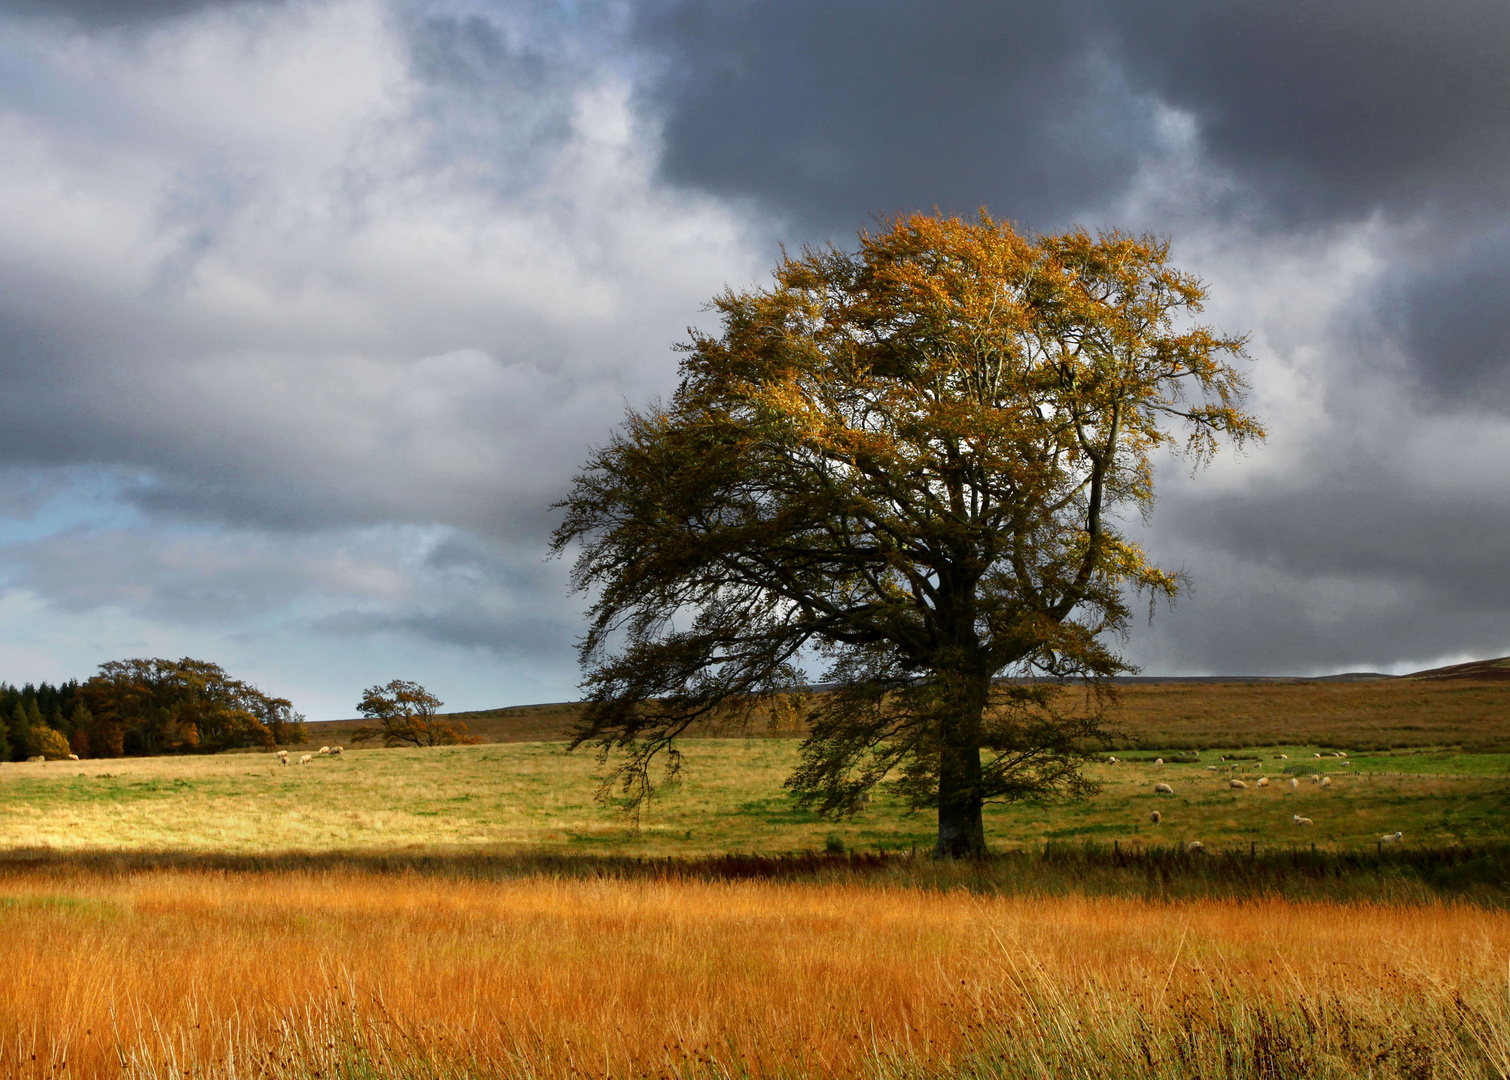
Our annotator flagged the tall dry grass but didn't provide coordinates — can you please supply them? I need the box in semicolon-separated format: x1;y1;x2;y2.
3;866;1509;1078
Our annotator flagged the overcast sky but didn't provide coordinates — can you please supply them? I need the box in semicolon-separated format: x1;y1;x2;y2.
0;0;1506;716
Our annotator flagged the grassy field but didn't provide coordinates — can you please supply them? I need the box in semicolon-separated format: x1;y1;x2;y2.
3;866;1509;1079
1;737;1507;859
4;682;1509;1078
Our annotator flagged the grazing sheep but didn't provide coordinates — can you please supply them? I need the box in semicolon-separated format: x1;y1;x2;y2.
1149;810;1162;824
279;757;289;766
319;746;330;756
1205;765;1218;771
1381;831;1403;844
1256;777;1270;787
1287;777;1299;790
1313;753;1322;758
1107;756;1118;764
1320;776;1332;788
1154;782;1175;794
1293;814;1314;827
299;754;313;764
331;746;343;755
1229;779;1249;789
1310;774;1322;784
1186;841;1205;854
1154;758;1164;765
1276;753;1289;760
277;750;288;759
67;753;79;761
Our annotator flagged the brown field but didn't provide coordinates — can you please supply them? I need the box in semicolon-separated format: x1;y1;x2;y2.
1100;679;1510;751
4;865;1509;1079
304;678;1510;754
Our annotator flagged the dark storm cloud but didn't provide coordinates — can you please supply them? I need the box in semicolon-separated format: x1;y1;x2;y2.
633;0;1152;238
1108;0;1510;224
1123;478;1510;675
637;0;1510;231
1367;230;1510;410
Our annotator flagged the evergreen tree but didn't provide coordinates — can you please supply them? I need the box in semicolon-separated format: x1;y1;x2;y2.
68;703;94;759
6;702;27;761
19;698;43;759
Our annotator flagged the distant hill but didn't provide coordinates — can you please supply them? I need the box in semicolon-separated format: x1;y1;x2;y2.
299;657;1510;746
1404;656;1510;681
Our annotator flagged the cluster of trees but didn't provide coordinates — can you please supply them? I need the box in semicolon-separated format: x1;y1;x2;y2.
1;658;306;760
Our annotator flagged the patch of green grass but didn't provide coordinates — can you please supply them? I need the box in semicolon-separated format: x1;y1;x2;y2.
0;740;1505;856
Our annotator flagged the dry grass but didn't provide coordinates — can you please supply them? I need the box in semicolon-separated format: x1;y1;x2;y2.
1097;679;1510;752
301;678;1510;754
1;866;1508;1079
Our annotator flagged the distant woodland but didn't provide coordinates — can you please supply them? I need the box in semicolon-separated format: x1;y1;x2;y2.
0;658;306;761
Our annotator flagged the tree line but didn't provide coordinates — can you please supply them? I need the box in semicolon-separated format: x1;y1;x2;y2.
1;658;306;760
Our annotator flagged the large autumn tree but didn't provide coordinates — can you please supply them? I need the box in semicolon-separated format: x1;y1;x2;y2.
553;213;1262;856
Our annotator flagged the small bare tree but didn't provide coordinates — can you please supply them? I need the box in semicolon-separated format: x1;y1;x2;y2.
350;680;474;747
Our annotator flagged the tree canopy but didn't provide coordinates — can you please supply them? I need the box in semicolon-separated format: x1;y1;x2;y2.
2;659;305;759
350;680;475;747
553;212;1262;856
81;658;305;755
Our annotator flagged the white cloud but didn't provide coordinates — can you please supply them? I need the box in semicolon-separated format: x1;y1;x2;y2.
0;0;770;709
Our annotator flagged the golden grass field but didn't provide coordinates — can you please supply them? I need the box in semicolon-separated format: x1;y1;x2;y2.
3;680;1509;1078
3;866;1509;1079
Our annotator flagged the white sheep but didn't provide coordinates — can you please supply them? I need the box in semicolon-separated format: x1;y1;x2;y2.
1293;814;1314;827
1320;776;1332;789
67;753;79;761
1381;831;1403;844
1256;777;1270;787
1107;756;1118;764
1287;777;1299;789
1206;765;1218;771
1310;774;1322;784
299;754;313;764
319;746;330;756
1149;810;1162;824
1154;782;1174;794
331;746;343;755
1154;758;1164;765
1186;841;1205;853
1276;753;1289;760
277;750;289;759
1313;752;1322;758
1229;779;1249;789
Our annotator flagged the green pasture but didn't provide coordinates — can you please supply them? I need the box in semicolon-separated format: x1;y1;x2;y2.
0;740;1504;856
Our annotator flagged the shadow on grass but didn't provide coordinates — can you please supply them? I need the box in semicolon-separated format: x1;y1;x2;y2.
2;842;1508;906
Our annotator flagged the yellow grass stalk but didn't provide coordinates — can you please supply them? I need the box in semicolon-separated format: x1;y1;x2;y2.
1;868;1507;1078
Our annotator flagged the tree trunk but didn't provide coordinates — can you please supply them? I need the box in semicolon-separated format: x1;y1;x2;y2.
934;673;989;859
